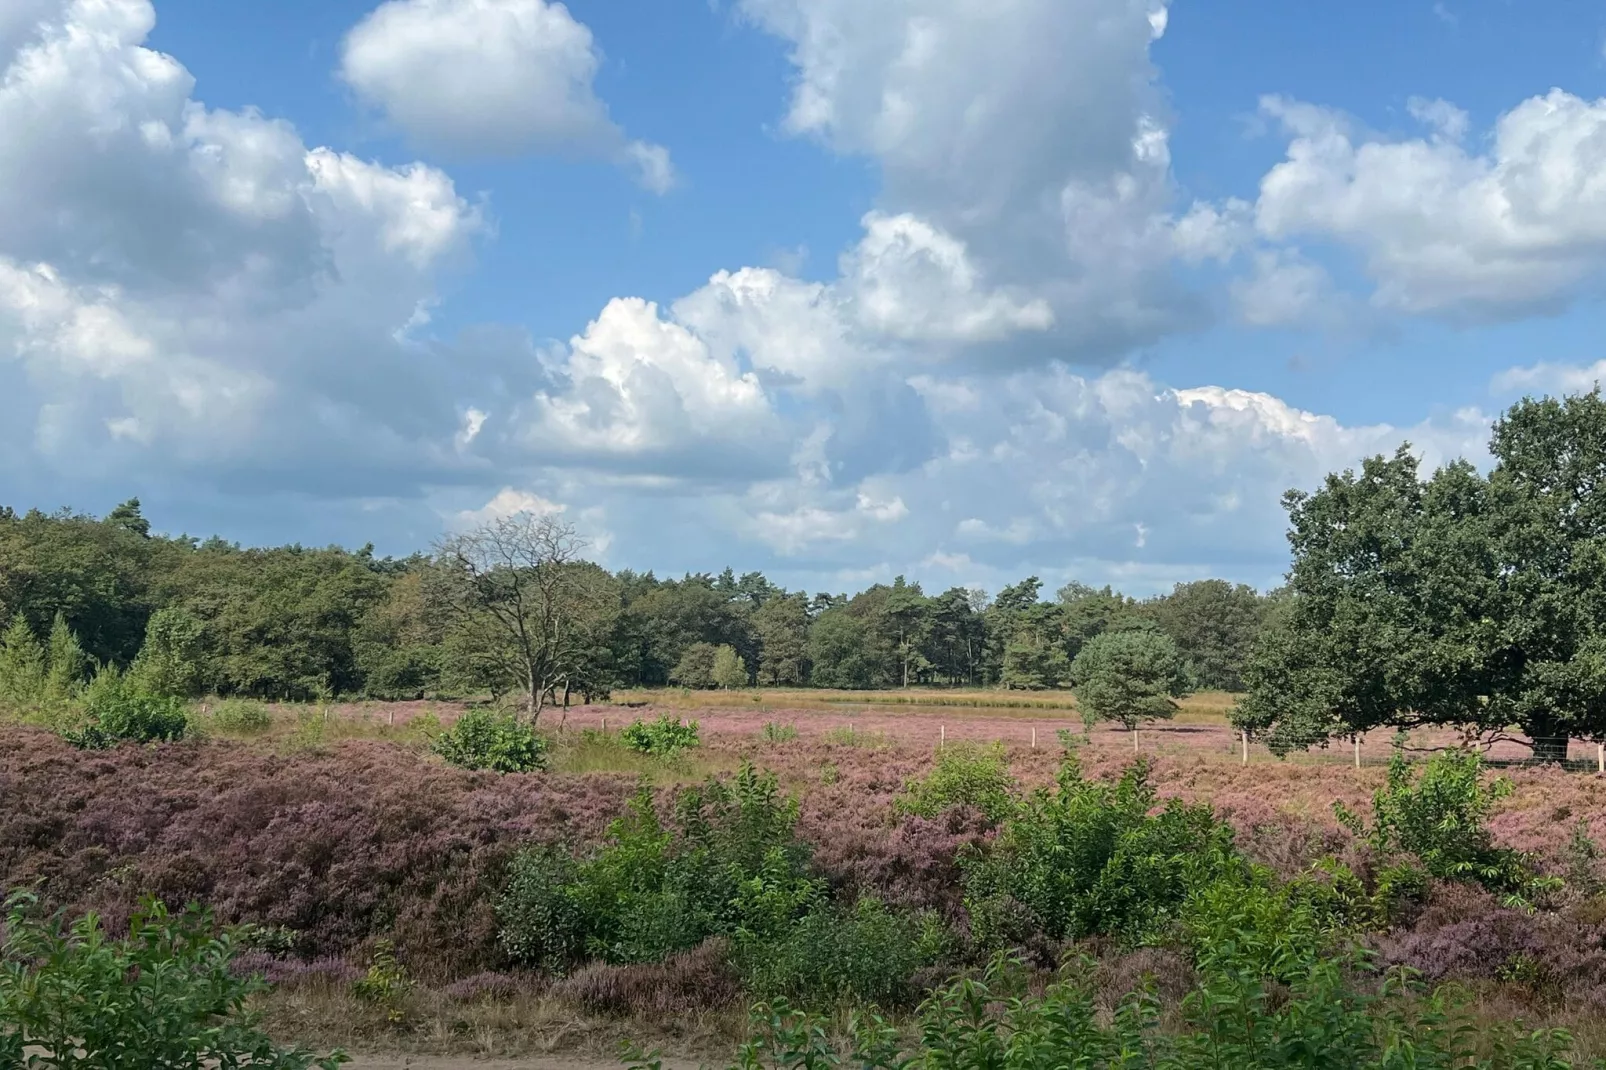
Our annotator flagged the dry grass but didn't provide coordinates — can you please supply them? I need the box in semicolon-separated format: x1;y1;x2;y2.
253;979;743;1061
612;687;1240;723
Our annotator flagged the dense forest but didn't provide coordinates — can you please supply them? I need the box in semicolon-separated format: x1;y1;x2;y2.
0;498;1270;705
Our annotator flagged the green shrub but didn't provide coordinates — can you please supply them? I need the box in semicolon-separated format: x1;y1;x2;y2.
894;741;1016;824
61;666;189;749
1336;747;1555;906
736;897;951;1009
621;714;700;757
761;721;798;744
0;891;346;1069
432;706;549;773
208;696;274;734
645;946;1585;1070
498;764;809;973
963;753;1239;948
351;939;413;1024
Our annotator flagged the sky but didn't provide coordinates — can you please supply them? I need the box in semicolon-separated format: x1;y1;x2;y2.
3;0;1606;597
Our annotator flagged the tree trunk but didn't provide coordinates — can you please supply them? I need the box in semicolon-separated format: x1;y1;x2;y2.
1524;714;1569;763
1530;732;1570;763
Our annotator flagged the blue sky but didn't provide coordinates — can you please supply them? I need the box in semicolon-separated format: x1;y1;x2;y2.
3;0;1606;597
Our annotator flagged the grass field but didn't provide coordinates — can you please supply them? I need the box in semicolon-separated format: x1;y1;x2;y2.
609;686;1242;724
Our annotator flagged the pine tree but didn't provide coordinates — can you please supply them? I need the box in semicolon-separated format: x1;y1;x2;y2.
0;614;47;710
45;611;90;701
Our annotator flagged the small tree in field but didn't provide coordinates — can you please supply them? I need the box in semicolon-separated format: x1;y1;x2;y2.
712;644;748;690
1072;628;1189;750
430;513;615;722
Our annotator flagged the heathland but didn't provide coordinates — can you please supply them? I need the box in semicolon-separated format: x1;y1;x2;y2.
9;390;1606;1066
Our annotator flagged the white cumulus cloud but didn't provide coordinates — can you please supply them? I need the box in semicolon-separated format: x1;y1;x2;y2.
341;0;674;189
1254;89;1606;319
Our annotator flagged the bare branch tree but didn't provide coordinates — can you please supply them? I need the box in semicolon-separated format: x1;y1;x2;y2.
429;513;607;722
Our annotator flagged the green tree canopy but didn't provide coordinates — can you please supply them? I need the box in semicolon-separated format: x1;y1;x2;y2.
1071;627;1189;744
711;644;748;689
1238;390;1606;762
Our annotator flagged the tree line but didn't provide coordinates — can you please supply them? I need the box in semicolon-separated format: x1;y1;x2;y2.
0;500;1271;715
6;388;1605;761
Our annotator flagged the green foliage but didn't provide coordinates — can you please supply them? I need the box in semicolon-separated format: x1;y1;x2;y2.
999;624;1070;690
642;937;1588;1070
753;593;810;686
1144;579;1266;692
1070;627;1189;733
621;713;701;757
498;765;810;973
430;706;549;773
894;742;1016;824
963;754;1239;947
44;611;90;702
1335;747;1554;905
61;665;189;748
1245;391;1606;760
0;613;46;711
670;641;719;688
351;939;413;1024
1566;818;1603;898
713;643;749;689
207;696;274;734
737;897;951;1009
128;605;207;699
0;890;346;1069
806;610;876;689
761;721;799;744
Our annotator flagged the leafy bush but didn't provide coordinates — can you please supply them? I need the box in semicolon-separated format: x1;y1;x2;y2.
61;666;189;748
640;943;1585;1070
351;938;413;1024
621;714;700;757
431;705;549;773
498;764;809;972
761;721;798;744
736;897;951;1008
963;754;1239;948
0;891;346;1069
208;696;274;734
894;742;1016;824
1336;747;1554;906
